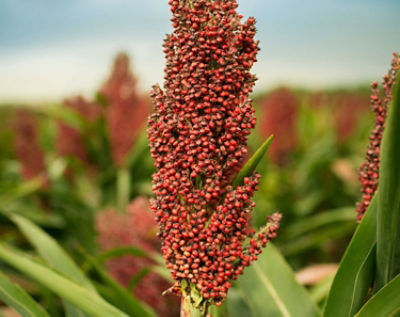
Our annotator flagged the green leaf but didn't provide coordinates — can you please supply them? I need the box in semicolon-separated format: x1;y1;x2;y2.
0;244;128;317
376;75;400;290
232;134;273;188
0;271;49;317
11;214;95;317
35;106;87;131
323;197;377;317
11;214;94;290
96;246;147;264
235;243;320;317
0;179;42;207
356;273;400;317
127;268;151;292
227;288;252;317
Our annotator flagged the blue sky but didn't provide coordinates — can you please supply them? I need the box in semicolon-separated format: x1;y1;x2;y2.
0;0;399;102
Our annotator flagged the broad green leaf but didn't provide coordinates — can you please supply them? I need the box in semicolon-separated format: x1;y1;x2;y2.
356;273;400;317
232;134;273;188
376;75;400;290
323;197;377;317
235;243;320;317
227;288;252;317
0;271;49;317
0;244;128;317
11;214;95;317
11;214;94;290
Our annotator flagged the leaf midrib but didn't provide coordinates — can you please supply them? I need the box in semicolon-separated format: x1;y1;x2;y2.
253;262;291;317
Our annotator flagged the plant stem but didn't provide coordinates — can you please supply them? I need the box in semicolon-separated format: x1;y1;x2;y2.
180;296;206;317
117;167;130;213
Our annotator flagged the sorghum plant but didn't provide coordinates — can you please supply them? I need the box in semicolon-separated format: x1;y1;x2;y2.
96;197;179;316
356;52;400;221
101;53;149;167
57;95;101;165
13;110;47;186
259;88;299;165
333;93;368;143
148;0;280;314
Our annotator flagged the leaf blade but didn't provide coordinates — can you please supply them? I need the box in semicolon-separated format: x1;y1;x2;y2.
235;243;320;317
0;244;128;317
11;214;95;291
323;196;378;317
356;273;400;317
376;75;400;289
11;214;95;317
0;271;50;317
232;134;273;188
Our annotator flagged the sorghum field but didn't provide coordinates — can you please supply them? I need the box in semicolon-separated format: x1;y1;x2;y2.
0;1;400;316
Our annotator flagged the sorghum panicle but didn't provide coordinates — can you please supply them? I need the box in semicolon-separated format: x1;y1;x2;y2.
148;0;281;305
13;110;47;185
96;197;179;316
259;88;299;165
356;53;400;221
101;53;149;166
333;93;369;143
57;96;101;164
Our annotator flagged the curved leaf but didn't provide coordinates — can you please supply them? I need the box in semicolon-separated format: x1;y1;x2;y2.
0;244;128;317
235;243;320;317
356;273;400;317
323;196;378;317
96;246;147;264
11;214;94;291
376;75;400;290
232;134;273;188
11;214;94;317
0;271;49;317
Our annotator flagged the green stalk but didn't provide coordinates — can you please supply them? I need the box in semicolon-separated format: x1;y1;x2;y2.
117;167;130;213
180;296;206;317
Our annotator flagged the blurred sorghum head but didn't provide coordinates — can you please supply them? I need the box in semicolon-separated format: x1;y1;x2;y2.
100;53;149;167
333;93;369;143
96;197;179;316
259;88;299;165
148;0;281;306
13;110;47;186
56;95;101;164
356;53;400;221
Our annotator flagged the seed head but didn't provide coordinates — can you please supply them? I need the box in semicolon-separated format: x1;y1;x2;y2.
148;0;280;305
100;53;149;166
13;110;47;186
356;52;400;221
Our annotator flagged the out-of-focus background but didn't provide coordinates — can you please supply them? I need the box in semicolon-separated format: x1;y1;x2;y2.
0;1;399;316
1;0;400;102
